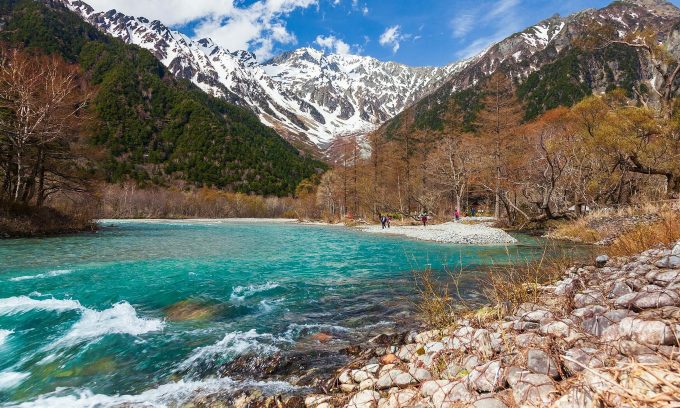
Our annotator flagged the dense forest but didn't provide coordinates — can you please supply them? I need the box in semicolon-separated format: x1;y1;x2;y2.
0;0;325;200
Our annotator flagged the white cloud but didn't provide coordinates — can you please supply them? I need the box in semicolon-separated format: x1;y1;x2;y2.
379;25;404;53
362;6;369;15
452;0;523;59
315;35;351;54
451;13;474;39
86;0;318;60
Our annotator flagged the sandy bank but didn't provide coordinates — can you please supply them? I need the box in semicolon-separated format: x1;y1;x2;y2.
358;221;517;245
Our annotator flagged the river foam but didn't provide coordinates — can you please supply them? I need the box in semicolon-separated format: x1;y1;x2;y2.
0;329;12;345
0;296;163;346
179;329;290;371
8;377;299;408
55;302;164;346
10;269;74;282
0;372;29;391
230;282;280;302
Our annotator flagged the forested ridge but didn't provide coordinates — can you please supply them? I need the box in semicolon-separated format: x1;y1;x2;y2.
0;0;325;197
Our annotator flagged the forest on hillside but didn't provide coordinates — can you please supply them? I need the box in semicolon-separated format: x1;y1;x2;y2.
305;28;680;226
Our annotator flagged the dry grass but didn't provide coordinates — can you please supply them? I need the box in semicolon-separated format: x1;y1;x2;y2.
607;210;680;257
481;246;580;314
414;266;471;329
549;217;602;243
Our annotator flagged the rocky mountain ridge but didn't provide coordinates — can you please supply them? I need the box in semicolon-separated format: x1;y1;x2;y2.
61;0;680;151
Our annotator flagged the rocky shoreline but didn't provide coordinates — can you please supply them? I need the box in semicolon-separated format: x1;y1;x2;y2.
297;241;680;408
358;222;518;245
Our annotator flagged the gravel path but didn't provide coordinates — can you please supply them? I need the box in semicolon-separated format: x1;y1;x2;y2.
359;222;517;245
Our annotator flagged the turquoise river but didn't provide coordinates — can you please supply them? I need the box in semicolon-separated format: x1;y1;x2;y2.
0;220;555;407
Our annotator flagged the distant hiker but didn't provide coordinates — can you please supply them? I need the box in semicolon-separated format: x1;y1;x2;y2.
421;213;428;228
455;209;461;222
387;216;391;228
379;214;387;229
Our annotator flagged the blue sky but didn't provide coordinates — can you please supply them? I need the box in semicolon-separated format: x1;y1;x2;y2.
87;0;680;66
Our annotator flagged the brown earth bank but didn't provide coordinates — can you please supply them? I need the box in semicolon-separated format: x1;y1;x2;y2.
219;241;680;408
0;201;96;239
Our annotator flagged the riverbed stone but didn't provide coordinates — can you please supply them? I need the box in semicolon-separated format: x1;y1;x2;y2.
424;341;446;354
378;389;418;408
632;289;680;310
574;291;606;308
527;349;560;379
618;317;677;345
540;320;571;338
562;348;604;374
596;255;609;268
672;243;680;256
359;378;377;390
472;396;508;408
305;395;332;407
415;330;441;344
519;309;553;323
509;373;557;407
397;344;422;362
654;270;680;286
352;370;373;383
341;383;358;393
431;381;476;406
608;281;633;298
656;256;680;269
379;354;399;365
465;360;504;392
553;387;594;408
348;390;381;408
420;380;452;397
409;367;432;382
376;369;417;389
339;370;354;384
614;292;638;309
515;332;547;348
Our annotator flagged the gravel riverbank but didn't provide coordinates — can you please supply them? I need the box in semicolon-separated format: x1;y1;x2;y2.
297;241;680;408
359;222;518;245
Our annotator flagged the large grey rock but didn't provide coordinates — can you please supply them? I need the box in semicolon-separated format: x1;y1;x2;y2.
595;255;609;268
348;390;381;408
376;369;417;389
654;270;680;286
352;369;374;383
571;305;608;318
463;355;481;371
512;320;539;331
555;278;577;296
672;242;680;256
581;315;615;336
614;292;638;309
339;370;354;384
472;396;508;408
379;389;418;408
574;291;606;308
420;379;452;397
562;348;604;374
618;317;678;346
632;290;680;310
465;360;503;392
527;349;560;379
472;329;494;359
519;309;553;323
608;281;633;298
553;387;594;408
510;373;557;407
515;333;547;348
540;320;572;338
431;381;476;406
397;344;421;362
424;341;446;354
656;256;680;269
408;367;432;382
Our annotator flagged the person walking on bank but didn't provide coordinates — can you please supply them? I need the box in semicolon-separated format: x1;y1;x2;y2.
421;212;428;228
379;214;386;229
455;208;461;222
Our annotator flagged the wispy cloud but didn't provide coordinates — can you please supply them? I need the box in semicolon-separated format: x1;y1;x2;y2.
450;0;524;59
86;0;319;60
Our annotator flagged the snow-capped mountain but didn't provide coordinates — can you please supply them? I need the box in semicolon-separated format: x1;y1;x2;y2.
60;0;680;151
61;0;469;149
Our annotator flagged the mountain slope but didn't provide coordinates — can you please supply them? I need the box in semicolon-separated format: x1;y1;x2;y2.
61;0;469;149
0;0;324;196
378;0;680;137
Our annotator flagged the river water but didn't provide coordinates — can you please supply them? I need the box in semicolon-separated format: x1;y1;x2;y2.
0;220;552;407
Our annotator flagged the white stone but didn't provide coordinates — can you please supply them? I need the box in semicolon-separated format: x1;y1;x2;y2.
348;390;381;408
420;380;452;397
305;395;332;408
